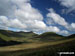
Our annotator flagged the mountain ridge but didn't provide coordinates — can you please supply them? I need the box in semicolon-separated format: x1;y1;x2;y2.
0;29;75;46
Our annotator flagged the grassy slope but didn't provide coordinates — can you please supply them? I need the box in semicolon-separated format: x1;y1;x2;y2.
0;33;11;41
0;30;67;44
0;30;75;56
0;38;75;56
0;30;39;47
32;32;66;42
0;30;38;42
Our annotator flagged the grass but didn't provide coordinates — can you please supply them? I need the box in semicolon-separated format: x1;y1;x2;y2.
0;38;75;56
0;33;11;41
0;30;38;42
0;30;75;56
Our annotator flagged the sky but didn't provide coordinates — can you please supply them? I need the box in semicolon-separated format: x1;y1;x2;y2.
0;0;75;36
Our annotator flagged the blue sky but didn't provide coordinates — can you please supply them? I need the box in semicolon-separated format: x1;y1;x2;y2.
31;0;75;23
0;0;75;36
31;0;75;35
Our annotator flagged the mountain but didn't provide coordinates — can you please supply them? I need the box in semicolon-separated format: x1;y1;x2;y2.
0;30;38;38
33;32;66;41
67;34;75;38
0;30;38;46
0;34;75;56
0;29;75;46
0;30;75;56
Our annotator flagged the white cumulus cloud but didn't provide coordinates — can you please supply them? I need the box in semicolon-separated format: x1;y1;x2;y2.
0;0;45;31
0;0;71;35
47;8;68;26
71;23;75;29
47;8;75;32
58;0;75;13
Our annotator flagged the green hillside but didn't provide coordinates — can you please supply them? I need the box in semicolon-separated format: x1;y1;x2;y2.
0;29;75;45
0;30;75;56
33;32;66;42
0;30;38;39
0;30;38;38
0;30;38;46
0;30;74;44
0;30;66;43
0;37;75;56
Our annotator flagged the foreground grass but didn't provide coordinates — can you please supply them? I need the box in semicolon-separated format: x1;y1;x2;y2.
0;38;75;56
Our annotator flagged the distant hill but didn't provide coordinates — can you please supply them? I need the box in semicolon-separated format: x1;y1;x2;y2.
0;30;38;39
33;32;66;41
0;29;75;46
0;30;38;46
0;30;75;56
0;30;38;38
67;34;75;38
